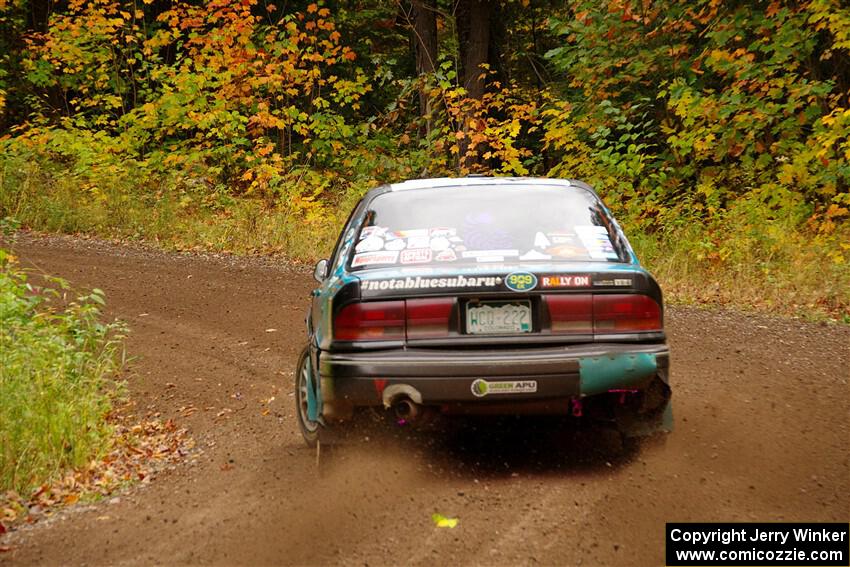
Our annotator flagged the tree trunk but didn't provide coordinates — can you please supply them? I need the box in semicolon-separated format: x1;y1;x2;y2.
456;0;490;168
411;0;437;136
457;0;490;101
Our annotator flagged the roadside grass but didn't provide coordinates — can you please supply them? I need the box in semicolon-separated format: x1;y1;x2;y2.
0;155;345;261
630;219;850;322
0;247;128;495
2;155;848;321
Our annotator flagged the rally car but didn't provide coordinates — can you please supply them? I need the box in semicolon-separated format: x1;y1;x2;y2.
296;176;672;446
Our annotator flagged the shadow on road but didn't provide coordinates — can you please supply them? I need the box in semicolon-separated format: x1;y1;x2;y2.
315;412;660;479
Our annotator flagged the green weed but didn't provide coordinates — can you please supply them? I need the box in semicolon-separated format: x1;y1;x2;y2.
0;249;127;494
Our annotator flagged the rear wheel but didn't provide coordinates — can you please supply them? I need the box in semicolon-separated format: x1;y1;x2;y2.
295;347;321;447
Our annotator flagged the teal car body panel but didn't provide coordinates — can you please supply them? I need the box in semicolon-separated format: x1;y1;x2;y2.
579;353;658;396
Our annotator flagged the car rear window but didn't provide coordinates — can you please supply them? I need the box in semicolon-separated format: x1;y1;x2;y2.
349;184;627;270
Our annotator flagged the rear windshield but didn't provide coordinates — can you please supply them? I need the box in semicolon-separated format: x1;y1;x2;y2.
349;184;627;270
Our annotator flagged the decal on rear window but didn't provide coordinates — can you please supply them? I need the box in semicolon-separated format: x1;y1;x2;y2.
400;249;432;264
575;226;620;260
350;185;628;270
406;235;431;249
351;251;399;267
359;226;387;240
519;250;551;261
355;235;385;253
384;238;406;251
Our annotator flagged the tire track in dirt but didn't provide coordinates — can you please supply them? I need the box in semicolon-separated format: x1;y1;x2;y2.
2;233;848;567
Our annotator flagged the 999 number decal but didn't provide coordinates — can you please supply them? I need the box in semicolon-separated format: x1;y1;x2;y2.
505;271;538;292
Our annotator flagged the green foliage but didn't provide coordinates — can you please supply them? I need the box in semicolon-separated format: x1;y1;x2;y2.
0;250;127;493
0;0;847;318
543;0;850;224
538;0;850;318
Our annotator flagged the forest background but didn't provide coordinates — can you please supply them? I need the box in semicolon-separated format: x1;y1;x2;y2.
1;0;848;319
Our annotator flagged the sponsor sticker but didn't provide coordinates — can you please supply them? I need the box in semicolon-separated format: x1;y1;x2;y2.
430;227;456;237
594;277;633;287
540;275;592;288
471;379;538;398
398;228;429;238
351;251;399;267
505;271;538;292
435;249;457;262
362;275;503;291
407;235;431;249
549;232;577;244
384;238;406;251
430;236;451;251
519;249;551;261
400;248;432;264
534;231;551;248
359;226;386;240
546;244;589;259
575;225;619;260
355;236;384;253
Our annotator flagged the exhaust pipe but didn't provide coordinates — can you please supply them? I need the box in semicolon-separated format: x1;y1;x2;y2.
382;385;428;425
393;398;420;422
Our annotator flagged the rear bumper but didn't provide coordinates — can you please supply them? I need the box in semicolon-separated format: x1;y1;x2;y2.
319;343;669;407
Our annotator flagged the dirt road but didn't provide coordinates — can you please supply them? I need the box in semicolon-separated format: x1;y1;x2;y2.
2;234;848;566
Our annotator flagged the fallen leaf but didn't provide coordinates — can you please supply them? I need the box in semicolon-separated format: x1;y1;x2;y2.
431;513;458;528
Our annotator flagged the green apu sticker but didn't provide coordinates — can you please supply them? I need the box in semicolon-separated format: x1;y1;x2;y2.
471;379;537;397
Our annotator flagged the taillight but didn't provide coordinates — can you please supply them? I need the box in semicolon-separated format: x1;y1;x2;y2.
593;294;662;332
406;298;454;339
333;301;406;341
333;299;454;341
545;295;593;334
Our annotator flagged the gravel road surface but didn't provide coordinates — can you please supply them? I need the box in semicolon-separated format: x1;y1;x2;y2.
3;234;848;566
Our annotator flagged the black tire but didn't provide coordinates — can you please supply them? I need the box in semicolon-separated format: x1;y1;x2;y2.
295;347;322;447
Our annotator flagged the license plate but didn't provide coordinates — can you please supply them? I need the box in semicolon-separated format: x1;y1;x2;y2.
466;301;532;334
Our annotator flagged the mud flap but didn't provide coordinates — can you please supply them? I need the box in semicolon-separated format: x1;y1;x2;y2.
579;353;657;396
580;353;672;438
622;400;673;438
662;401;673;432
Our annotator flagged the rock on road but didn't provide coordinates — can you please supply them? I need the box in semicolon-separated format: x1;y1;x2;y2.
2;234;849;566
